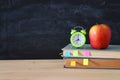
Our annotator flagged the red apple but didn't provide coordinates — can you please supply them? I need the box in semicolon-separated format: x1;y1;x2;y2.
89;24;111;49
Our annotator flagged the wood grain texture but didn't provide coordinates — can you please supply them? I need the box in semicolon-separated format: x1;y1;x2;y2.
0;59;120;80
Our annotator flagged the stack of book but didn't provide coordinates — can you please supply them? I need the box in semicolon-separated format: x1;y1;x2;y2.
62;44;120;69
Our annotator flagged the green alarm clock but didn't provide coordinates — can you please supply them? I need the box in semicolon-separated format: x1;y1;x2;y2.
70;26;86;48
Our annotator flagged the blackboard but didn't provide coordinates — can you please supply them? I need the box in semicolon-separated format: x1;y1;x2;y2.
0;0;120;59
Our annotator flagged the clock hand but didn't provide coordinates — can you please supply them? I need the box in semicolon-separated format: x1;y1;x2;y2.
77;34;79;40
79;35;81;40
73;38;78;42
74;36;78;41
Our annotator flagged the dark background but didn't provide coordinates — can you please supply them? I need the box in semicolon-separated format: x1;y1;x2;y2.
0;0;120;59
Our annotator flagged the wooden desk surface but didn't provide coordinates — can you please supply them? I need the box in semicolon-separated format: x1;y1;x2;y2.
0;59;120;80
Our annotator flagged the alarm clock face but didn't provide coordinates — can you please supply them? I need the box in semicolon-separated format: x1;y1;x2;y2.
70;32;86;48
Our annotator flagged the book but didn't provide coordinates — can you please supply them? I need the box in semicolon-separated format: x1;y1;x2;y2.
64;58;120;69
62;44;120;59
62;44;120;69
